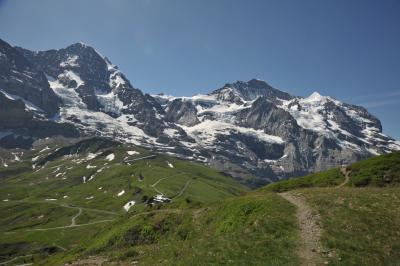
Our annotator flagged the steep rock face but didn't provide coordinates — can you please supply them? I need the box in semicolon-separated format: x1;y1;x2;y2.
236;97;299;138
0;92;33;129
0;40;81;148
164;99;199;126
0;90;79;149
0;39;60;116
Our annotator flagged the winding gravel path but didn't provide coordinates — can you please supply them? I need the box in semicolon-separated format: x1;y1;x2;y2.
149;172;187;197
124;155;156;163
2;200;118;231
279;192;322;266
26;219;116;231
337;167;351;188
150;177;169;195
173;179;192;200
70;208;82;226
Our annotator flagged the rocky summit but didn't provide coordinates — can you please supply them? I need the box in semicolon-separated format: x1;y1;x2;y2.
1;38;399;185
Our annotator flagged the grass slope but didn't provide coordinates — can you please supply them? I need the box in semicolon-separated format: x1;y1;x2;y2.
347;151;400;186
1;144;400;265
263;151;400;265
264;151;400;192
46;193;299;266
0;138;248;264
263;168;344;192
299;187;400;265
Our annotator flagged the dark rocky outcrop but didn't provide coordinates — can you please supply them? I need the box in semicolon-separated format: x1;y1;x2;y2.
165;99;199;126
0;39;60;116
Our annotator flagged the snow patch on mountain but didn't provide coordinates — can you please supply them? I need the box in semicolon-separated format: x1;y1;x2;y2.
280;92;331;133
203;101;250;114
156;93;217;106
109;71;126;88
96;91;124;115
163;128;179;138
179;120;283;148
60;55;79;67
47;75;87;108
388;140;400;151
62;70;84;87
106;153;115;161
46;74;164;146
127;150;140;155
102;54;127;89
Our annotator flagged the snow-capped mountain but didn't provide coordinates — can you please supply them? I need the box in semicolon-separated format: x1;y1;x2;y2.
15;42;190;148
1;38;399;184
154;80;399;184
0;39;79;148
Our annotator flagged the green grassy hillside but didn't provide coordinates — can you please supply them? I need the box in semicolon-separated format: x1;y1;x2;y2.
347;151;400;186
64;152;400;266
264;151;400;192
262;151;400;265
263;168;345;192
1;147;400;265
0;138;248;265
45;193;299;266
299;187;400;265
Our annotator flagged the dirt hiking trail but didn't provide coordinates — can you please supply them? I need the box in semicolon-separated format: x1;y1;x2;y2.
279;192;323;266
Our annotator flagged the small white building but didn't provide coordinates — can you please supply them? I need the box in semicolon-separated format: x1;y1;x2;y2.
153;194;171;203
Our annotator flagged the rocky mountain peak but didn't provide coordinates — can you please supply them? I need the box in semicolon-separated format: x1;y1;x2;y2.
246;78;272;88
211;79;293;103
0;38;61;116
66;42;91;49
307;91;324;101
302;91;334;104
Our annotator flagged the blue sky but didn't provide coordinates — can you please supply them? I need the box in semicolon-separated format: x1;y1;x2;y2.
0;0;399;138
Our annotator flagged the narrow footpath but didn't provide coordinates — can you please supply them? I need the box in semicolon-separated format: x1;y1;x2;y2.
279;192;323;266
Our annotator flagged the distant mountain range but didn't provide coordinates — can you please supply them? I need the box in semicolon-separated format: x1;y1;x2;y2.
1;38;399;185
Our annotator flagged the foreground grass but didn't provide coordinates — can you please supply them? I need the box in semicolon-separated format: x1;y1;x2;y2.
299;187;400;265
46;193;299;266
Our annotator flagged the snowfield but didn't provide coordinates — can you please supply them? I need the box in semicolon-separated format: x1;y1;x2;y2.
106;153;115;161
179;120;284;148
60;55;79;67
